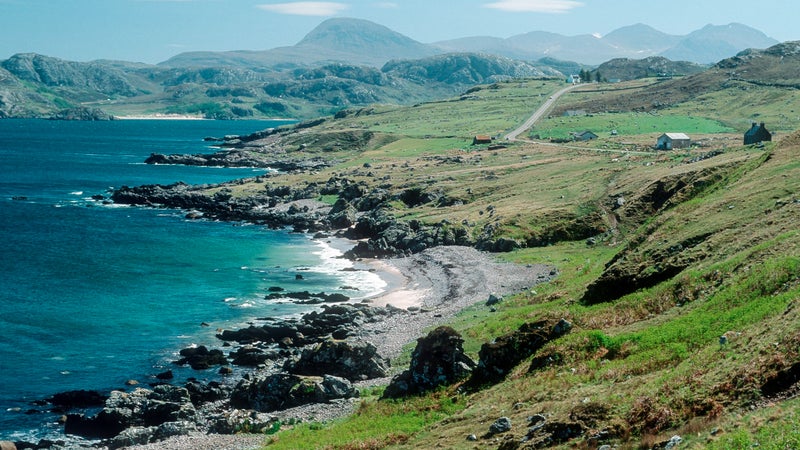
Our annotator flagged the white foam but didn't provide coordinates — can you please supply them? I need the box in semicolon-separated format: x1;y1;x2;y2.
308;238;388;300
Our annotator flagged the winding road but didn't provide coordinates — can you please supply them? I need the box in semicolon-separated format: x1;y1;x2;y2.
504;83;582;141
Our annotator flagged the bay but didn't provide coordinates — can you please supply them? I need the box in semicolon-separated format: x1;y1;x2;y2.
0;119;384;441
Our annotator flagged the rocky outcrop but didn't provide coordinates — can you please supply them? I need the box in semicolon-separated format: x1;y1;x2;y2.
174;345;229;370
285;340;389;381
48;106;114;121
64;385;196;439
144;151;331;171
382;326;475;398
230;373;357;412
217;303;397;346
466;319;572;389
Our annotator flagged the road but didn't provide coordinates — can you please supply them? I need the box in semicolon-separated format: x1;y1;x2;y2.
504;83;582;141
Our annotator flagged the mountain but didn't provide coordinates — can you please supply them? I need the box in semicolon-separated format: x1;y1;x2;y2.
661;23;780;64
593;56;708;81
161;18;438;68
435;22;777;65
601;23;681;54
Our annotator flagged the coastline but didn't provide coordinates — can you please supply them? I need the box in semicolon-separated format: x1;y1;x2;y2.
118;245;555;450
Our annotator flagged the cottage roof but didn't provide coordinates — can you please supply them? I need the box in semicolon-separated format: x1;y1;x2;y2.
662;133;690;140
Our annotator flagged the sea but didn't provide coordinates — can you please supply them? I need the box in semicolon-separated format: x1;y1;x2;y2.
0;119;386;442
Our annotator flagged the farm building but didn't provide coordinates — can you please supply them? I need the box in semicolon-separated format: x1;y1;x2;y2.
744;122;772;145
473;135;492;145
572;130;598;141
566;74;581;84
656;133;691;150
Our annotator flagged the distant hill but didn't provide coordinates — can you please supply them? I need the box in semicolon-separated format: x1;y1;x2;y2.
0;52;565;119
161;18;438;68
660;23;779;64
435;22;777;65
593;56;708;81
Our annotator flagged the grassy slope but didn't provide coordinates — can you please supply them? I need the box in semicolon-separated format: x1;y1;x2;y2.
218;78;800;449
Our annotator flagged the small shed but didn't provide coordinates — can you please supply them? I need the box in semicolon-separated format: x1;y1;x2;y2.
656;133;691;150
572;130;598;141
744;122;772;145
473;135;492;145
567;74;581;84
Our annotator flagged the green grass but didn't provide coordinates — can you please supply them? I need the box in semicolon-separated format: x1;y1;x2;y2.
531;112;735;140
263;391;466;449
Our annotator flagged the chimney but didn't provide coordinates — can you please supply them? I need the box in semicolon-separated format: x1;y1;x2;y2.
760;122;766;128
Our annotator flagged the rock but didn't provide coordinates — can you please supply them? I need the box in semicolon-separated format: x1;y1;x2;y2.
383;326;476;398
231;373;358;412
156;370;174;380
0;441;16;450
106;426;156;449
489;417;512;435
174;345;229;370
468;319;573;388
47;389;107;410
64;386;196;439
207;409;279;435
486;293;503;306
229;346;273;367
466;434;478;441
285;340;389;381
654;435;683;450
185;380;230;405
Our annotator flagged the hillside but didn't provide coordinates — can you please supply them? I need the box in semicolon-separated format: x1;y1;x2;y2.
99;70;800;448
0;52;562;120
548;41;800;132
593;56;708;81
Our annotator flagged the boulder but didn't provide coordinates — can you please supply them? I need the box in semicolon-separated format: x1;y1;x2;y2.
383;326;475;398
489;417;512;435
174;345;229;370
285;340;389;381
47;389;107;410
184;380;230;406
229;346;274;367
231;373;357;412
0;442;16;450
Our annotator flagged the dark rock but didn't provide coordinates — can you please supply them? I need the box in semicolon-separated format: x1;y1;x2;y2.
230;373;357;412
286;340;389;381
185;380;230;406
486;293;503;306
174;345;229;370
47;390;107;410
156;370;174;380
383;326;475;398
489;416;512;435
64;386;196;439
523;421;586;447
229;346;273;367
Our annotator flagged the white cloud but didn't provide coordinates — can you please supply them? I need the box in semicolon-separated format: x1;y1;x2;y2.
483;0;583;13
256;2;349;16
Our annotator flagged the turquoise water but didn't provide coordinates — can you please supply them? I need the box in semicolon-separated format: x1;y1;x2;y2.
0;120;384;441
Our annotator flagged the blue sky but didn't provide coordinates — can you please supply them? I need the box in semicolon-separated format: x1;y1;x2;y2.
1;0;797;64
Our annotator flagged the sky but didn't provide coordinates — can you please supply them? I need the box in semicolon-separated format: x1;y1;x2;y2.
0;0;798;64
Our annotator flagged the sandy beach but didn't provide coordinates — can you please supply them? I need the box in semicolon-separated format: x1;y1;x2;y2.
121;245;554;450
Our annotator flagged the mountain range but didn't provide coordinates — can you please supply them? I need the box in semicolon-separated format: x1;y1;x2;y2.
161;18;778;68
0;18;783;120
